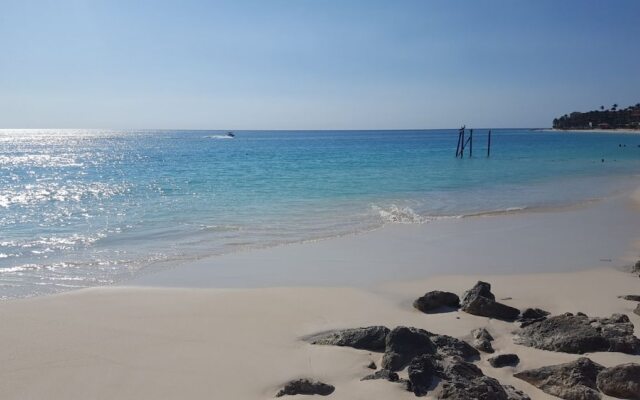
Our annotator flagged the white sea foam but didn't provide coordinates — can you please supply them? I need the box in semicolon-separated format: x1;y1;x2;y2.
373;205;426;224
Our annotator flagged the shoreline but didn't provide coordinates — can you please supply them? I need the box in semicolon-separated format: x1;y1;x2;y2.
129;187;640;289
7;172;638;300
123;176;640;291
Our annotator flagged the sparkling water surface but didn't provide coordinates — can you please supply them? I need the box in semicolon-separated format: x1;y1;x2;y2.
2;128;640;298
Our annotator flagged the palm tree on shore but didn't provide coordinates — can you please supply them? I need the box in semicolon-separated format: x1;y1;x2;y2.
600;105;605;111
612;103;618;111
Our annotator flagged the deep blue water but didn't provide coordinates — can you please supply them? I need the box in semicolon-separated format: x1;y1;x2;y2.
2;128;640;297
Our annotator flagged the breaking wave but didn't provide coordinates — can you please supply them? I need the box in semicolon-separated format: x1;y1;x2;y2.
372;205;426;224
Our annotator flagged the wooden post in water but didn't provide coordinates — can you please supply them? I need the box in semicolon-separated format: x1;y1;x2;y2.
460;129;465;157
487;129;492;157
469;129;473;157
455;128;462;157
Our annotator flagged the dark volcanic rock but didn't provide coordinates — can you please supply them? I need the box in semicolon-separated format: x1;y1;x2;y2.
471;327;495;353
307;326;389;351
620;295;640;302
361;369;399;382
407;354;438;396
366;361;376;369
438;375;509;400
632;260;640;274
596;363;640;399
503;385;531;400
514;357;604;400
440;356;485;381
381;326;437;371
518;308;550;327
403;354;530;399
430;334;480;360
463;281;495;302
275;379;335;397
635;304;640;317
488;354;520;368
414;291;460;313
463;295;520;321
520;308;550;319
436;357;510;400
461;281;520;321
514;313;640;354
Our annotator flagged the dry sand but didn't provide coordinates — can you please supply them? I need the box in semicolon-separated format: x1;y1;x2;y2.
0;269;639;399
1;192;640;399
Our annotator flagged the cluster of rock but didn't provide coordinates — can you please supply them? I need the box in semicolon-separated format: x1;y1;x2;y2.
513;312;640;354
309;324;527;399
515;358;640;400
277;280;640;398
412;281;522;321
407;353;530;399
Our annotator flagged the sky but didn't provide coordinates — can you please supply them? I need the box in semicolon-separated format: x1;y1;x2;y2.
1;0;639;130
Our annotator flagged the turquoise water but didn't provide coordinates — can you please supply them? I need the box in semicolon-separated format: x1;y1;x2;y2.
2;128;640;297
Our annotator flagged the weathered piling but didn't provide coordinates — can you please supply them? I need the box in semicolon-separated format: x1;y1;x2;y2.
456;127;491;158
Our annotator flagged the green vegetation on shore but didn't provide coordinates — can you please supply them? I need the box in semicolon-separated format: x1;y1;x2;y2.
553;103;640;130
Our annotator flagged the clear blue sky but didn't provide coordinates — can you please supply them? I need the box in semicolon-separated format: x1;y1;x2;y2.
1;0;639;129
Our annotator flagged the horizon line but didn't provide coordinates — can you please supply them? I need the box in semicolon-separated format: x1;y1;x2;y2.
0;126;550;132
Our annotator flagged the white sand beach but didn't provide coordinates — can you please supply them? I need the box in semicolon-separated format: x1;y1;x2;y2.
3;1;640;399
0;269;637;400
0;190;639;399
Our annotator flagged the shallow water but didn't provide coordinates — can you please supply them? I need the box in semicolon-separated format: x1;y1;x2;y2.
1;128;640;297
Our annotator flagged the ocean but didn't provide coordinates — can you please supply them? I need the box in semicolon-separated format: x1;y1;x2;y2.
1;128;640;298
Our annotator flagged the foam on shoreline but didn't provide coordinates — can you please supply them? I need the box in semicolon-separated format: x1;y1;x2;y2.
130;188;640;289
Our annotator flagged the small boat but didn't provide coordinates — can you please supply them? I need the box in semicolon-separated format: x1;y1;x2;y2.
226;132;235;138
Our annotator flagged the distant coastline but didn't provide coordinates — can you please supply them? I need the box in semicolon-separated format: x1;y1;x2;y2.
552;102;640;130
544;128;640;134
